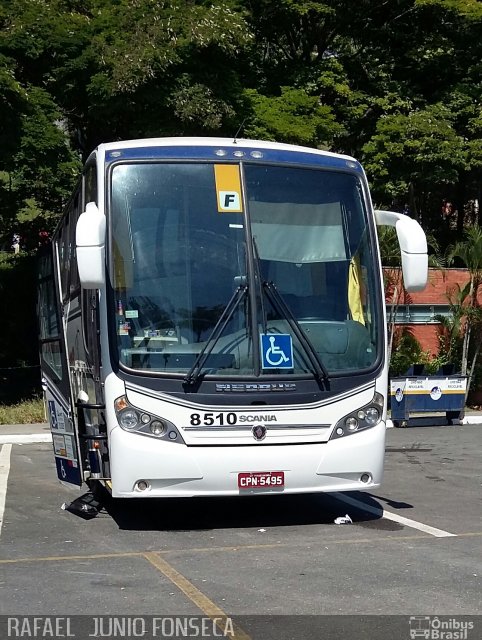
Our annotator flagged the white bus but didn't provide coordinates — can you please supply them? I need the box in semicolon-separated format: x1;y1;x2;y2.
38;137;427;499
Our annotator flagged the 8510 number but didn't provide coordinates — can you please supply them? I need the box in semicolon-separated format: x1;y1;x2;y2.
189;412;237;426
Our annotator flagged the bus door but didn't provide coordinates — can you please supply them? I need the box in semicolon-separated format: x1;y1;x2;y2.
38;248;83;486
74;287;107;482
57;189;107;484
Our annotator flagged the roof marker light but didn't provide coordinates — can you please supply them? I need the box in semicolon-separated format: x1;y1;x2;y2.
215;149;227;157
250;150;263;158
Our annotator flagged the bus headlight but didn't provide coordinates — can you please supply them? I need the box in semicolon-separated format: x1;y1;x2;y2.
365;407;380;426
345;417;358;432
150;420;166;436
119;408;139;430
114;395;184;443
330;392;384;440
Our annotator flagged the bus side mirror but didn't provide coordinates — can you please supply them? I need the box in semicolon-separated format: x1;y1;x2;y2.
76;202;106;288
375;210;428;292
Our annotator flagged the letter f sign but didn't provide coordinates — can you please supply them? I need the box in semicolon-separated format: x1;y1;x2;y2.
219;191;241;212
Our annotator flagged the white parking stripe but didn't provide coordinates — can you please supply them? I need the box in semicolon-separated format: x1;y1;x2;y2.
0;434;52;445
0;444;12;537
333;492;457;538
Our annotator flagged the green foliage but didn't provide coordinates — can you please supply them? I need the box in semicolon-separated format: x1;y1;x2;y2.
378;227;401;268
0;397;45;425
0;79;81;246
390;328;459;377
389;331;430;376
444;227;482;390
362;105;467;211
92;0;251;94
1;0;482;398
2;0;481;233
416;0;482;20
168;76;237;132
244;87;343;147
447;226;482;280
12;86;81;208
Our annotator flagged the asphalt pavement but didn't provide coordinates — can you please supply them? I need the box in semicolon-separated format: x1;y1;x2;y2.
1;415;481;638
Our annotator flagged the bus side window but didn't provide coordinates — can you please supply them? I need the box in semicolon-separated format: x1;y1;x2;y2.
69;192;81;297
57;191;82;303
37;252;69;396
84;162;97;205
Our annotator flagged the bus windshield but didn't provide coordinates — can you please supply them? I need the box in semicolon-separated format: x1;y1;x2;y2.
110;162;380;377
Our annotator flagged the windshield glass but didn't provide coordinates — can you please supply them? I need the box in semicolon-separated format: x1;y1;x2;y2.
110;161;380;376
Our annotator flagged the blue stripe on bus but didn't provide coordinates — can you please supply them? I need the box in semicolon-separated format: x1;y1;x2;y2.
104;146;361;172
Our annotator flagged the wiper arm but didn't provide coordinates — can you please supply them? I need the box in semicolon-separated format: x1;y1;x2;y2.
184;285;248;386
251;236;328;383
263;280;330;384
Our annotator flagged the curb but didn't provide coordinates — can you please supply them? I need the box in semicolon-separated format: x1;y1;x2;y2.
386;416;482;428
462;416;482;424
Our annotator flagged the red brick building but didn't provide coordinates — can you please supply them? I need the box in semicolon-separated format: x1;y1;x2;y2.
386;268;478;355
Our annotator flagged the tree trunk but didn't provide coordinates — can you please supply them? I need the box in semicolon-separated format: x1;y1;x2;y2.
461;320;470;377
477;178;482;227
466;334;482;403
408;182;418;222
387;284;399;361
456;176;467;234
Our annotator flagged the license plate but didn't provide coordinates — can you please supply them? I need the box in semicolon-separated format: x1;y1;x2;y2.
238;471;284;489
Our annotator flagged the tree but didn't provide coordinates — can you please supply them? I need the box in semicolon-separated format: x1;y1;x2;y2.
58;0;255;152
446;227;482;395
379;224;443;360
362;105;467;225
243;86;343;147
435;283;468;369
378;226;408;361
0;84;81;247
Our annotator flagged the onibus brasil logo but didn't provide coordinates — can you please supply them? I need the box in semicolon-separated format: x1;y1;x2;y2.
409;616;474;640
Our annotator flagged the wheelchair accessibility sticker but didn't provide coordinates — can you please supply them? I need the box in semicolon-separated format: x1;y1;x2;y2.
260;334;294;369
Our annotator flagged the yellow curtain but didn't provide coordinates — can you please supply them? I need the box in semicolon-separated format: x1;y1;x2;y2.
348;255;365;325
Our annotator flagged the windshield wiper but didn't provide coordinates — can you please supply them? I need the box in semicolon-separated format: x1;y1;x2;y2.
184;284;248;386
251;237;329;385
263;280;330;385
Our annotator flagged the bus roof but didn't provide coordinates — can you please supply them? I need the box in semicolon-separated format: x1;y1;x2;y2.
97;137;352;159
92;137;361;172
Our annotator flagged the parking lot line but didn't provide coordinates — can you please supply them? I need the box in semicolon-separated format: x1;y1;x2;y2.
143;552;251;640
0;444;12;537
0;434;52;444
333;492;457;538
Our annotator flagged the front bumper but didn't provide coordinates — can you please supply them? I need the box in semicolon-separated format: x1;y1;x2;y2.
109;422;385;498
